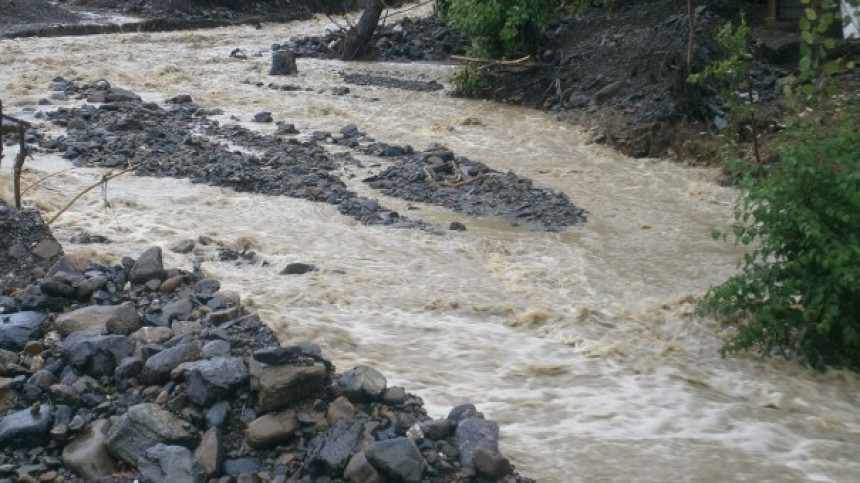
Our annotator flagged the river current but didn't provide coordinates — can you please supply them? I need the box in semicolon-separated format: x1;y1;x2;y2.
2;5;859;481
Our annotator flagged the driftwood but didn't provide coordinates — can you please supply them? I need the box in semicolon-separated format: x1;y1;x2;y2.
47;164;139;225
13;124;26;209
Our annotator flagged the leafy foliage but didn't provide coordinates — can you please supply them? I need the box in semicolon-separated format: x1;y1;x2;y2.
436;0;561;58
699;102;860;370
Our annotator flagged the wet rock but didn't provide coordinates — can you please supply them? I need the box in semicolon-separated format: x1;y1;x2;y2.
280;262;315;275
0;311;47;351
14;285;69;312
420;419;453;441
381;386;407;406
0;404;54;446
253;111;274;123
170;239;196;254
472;447;512;479
224;458;261;477
131;326;173;345
138;444;205;483
344;451;382;483
206;401;230;428
105;87;141;103
195;428;223;476
249;359;328;413
105;403;196;466
61;419;116;480
453;417;499;468
54;301;139;336
155;297;194;327
365;437;426;483
31;240;62;260
48;254;94;277
305;418;365;476
201;339;231;359
270;50;298;76
448;221;467;231
114;356;143;388
129;246;166;283
326;396;355;426
447;403;478;422
181;356;248;406
246;410;299;448
63;331;134;377
141;342;201;384
338;365;386;403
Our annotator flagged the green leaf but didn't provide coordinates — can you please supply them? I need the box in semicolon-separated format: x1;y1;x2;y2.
805;8;817;20
823;38;836;50
799;56;812;70
848;61;856;70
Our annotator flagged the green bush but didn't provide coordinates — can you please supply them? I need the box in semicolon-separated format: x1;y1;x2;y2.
437;0;560;58
699;104;860;369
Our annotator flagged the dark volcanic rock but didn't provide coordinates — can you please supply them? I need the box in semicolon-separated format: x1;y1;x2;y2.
105;403;196;466
280;262;315;275
454;417;500;468
63;331;135;377
0;201;63;291
306;417;365;476
338;365;387;403
0;404;54;447
181;356;248;406
138;444;205;483
141;342;202;384
366;437;426;483
249;358;328;413
129;246;166;283
0;311;47;351
270;50;298;75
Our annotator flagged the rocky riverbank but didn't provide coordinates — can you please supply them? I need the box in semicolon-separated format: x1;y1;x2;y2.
33;78;586;231
0;199;534;482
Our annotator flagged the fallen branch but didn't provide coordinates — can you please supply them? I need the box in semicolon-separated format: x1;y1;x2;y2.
450;54;533;65
21;166;79;196
47;163;139;225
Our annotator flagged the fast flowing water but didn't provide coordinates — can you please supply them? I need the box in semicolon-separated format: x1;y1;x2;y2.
2;6;860;481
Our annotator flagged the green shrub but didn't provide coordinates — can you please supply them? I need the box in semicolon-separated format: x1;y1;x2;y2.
699;104;860;369
437;0;560;58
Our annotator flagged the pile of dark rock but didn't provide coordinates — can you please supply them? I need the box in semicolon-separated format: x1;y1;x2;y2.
363;145;587;231
339;72;444;92
0;201;64;293
36;78;586;231
282;16;468;62
37;78;426;230
0;204;534;482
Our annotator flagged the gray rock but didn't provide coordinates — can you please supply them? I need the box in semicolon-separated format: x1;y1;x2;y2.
105;403;196;466
0;404;54;446
182;357;248;406
114;356;143;388
158;298;194;327
365;437;426;483
129;247;166;283
447;403;478;422
249;359;328;413
201;340;231;359
453;417;499;468
27;370;57;390
61;419;116;480
170;239;196;254
420;419;453;440
472;447;512;479
206;401;230;428
54;302;140;336
195;428;223;476
105;87;141;103
246;410;299;449
381;386;407;406
130;326;172;345
14;285;69;312
0;312;47;351
326;396;355;426
63;331;134;377
31;239;62;260
280;263;315;275
138;444;205;483
344;451;382;483
269;50;298;76
224;458;261;477
305;418;365;476
141;342;201;384
253;111;273;123
47;254;94;277
338;365;386;403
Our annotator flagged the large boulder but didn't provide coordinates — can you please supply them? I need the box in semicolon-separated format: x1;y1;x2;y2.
246;410;299;449
269;50;298;76
453;417;500;468
62;419;117;480
305;418;366;477
138;444;205;483
63;331;135;377
128;246;166;283
0;311;48;351
181;357;248;406
140;342;201;384
338;365;387;403
105;403;196;466
366;437;426;483
249;358;328;413
0;404;54;447
54;301;140;336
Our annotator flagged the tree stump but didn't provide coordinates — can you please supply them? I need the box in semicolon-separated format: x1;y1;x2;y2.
269;50;298;76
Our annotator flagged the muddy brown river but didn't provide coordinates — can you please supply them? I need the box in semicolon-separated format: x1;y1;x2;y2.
2;5;860;481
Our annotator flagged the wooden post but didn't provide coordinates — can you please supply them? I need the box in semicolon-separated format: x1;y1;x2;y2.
13;124;25;209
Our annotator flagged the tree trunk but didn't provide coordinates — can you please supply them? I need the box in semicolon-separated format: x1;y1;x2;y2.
341;0;385;61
